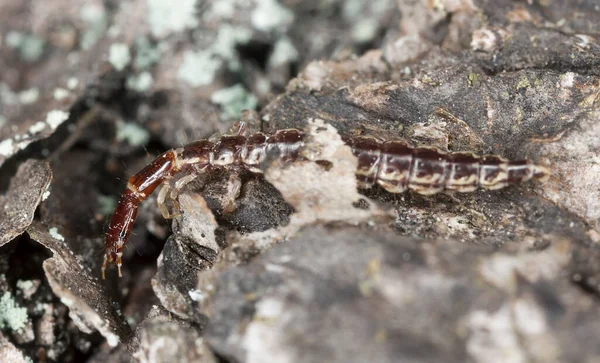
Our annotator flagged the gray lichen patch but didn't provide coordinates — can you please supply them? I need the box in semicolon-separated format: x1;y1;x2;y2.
0;160;52;247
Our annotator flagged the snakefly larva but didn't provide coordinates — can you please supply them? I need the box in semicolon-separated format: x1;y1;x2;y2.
102;123;548;278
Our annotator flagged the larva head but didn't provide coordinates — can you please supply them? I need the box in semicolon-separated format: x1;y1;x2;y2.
102;246;123;279
103;190;139;279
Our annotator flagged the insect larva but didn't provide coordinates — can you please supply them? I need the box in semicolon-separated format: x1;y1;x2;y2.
102;127;548;278
344;136;549;195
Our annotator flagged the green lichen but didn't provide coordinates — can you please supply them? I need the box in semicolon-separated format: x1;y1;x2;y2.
515;76;531;91
16;280;34;291
210;0;237;18
343;0;389;43
79;4;109;50
18;88;40;105
5;31;23;48
515;107;524;124
213;24;253;69
48;227;65;242
29;121;46;135
343;0;391;18
0;292;28;332
126;72;154;92
53;88;70;101
342;0;363;19
116;120;150;146
255;78;271;95
20;35;45;61
177;50;222;87
5;31;45;62
251;0;294;32
351;19;378;43
67;77;79;90
42;189;51;201
147;0;199;37
97;194;117;216
269;37;298;67
109;43;131;71
468;73;483;87
0;83;18;105
134;36;162;70
177;24;253;87
421;75;439;86
211;84;258;120
46;110;70;130
0;139;14;157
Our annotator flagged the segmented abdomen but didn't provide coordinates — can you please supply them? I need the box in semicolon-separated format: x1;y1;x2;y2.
344;136;548;195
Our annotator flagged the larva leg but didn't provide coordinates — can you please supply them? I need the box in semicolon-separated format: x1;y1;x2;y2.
208;132;222;142
157;174;199;219
167;174;198;216
173;174;199;195
222;170;243;213
230;121;248;136
157;182;172;219
440;189;462;203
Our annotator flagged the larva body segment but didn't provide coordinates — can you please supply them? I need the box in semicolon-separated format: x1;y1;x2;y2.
376;140;413;193
346;135;548;195
103;128;549;278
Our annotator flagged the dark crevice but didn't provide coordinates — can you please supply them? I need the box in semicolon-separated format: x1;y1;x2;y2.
236;40;274;71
